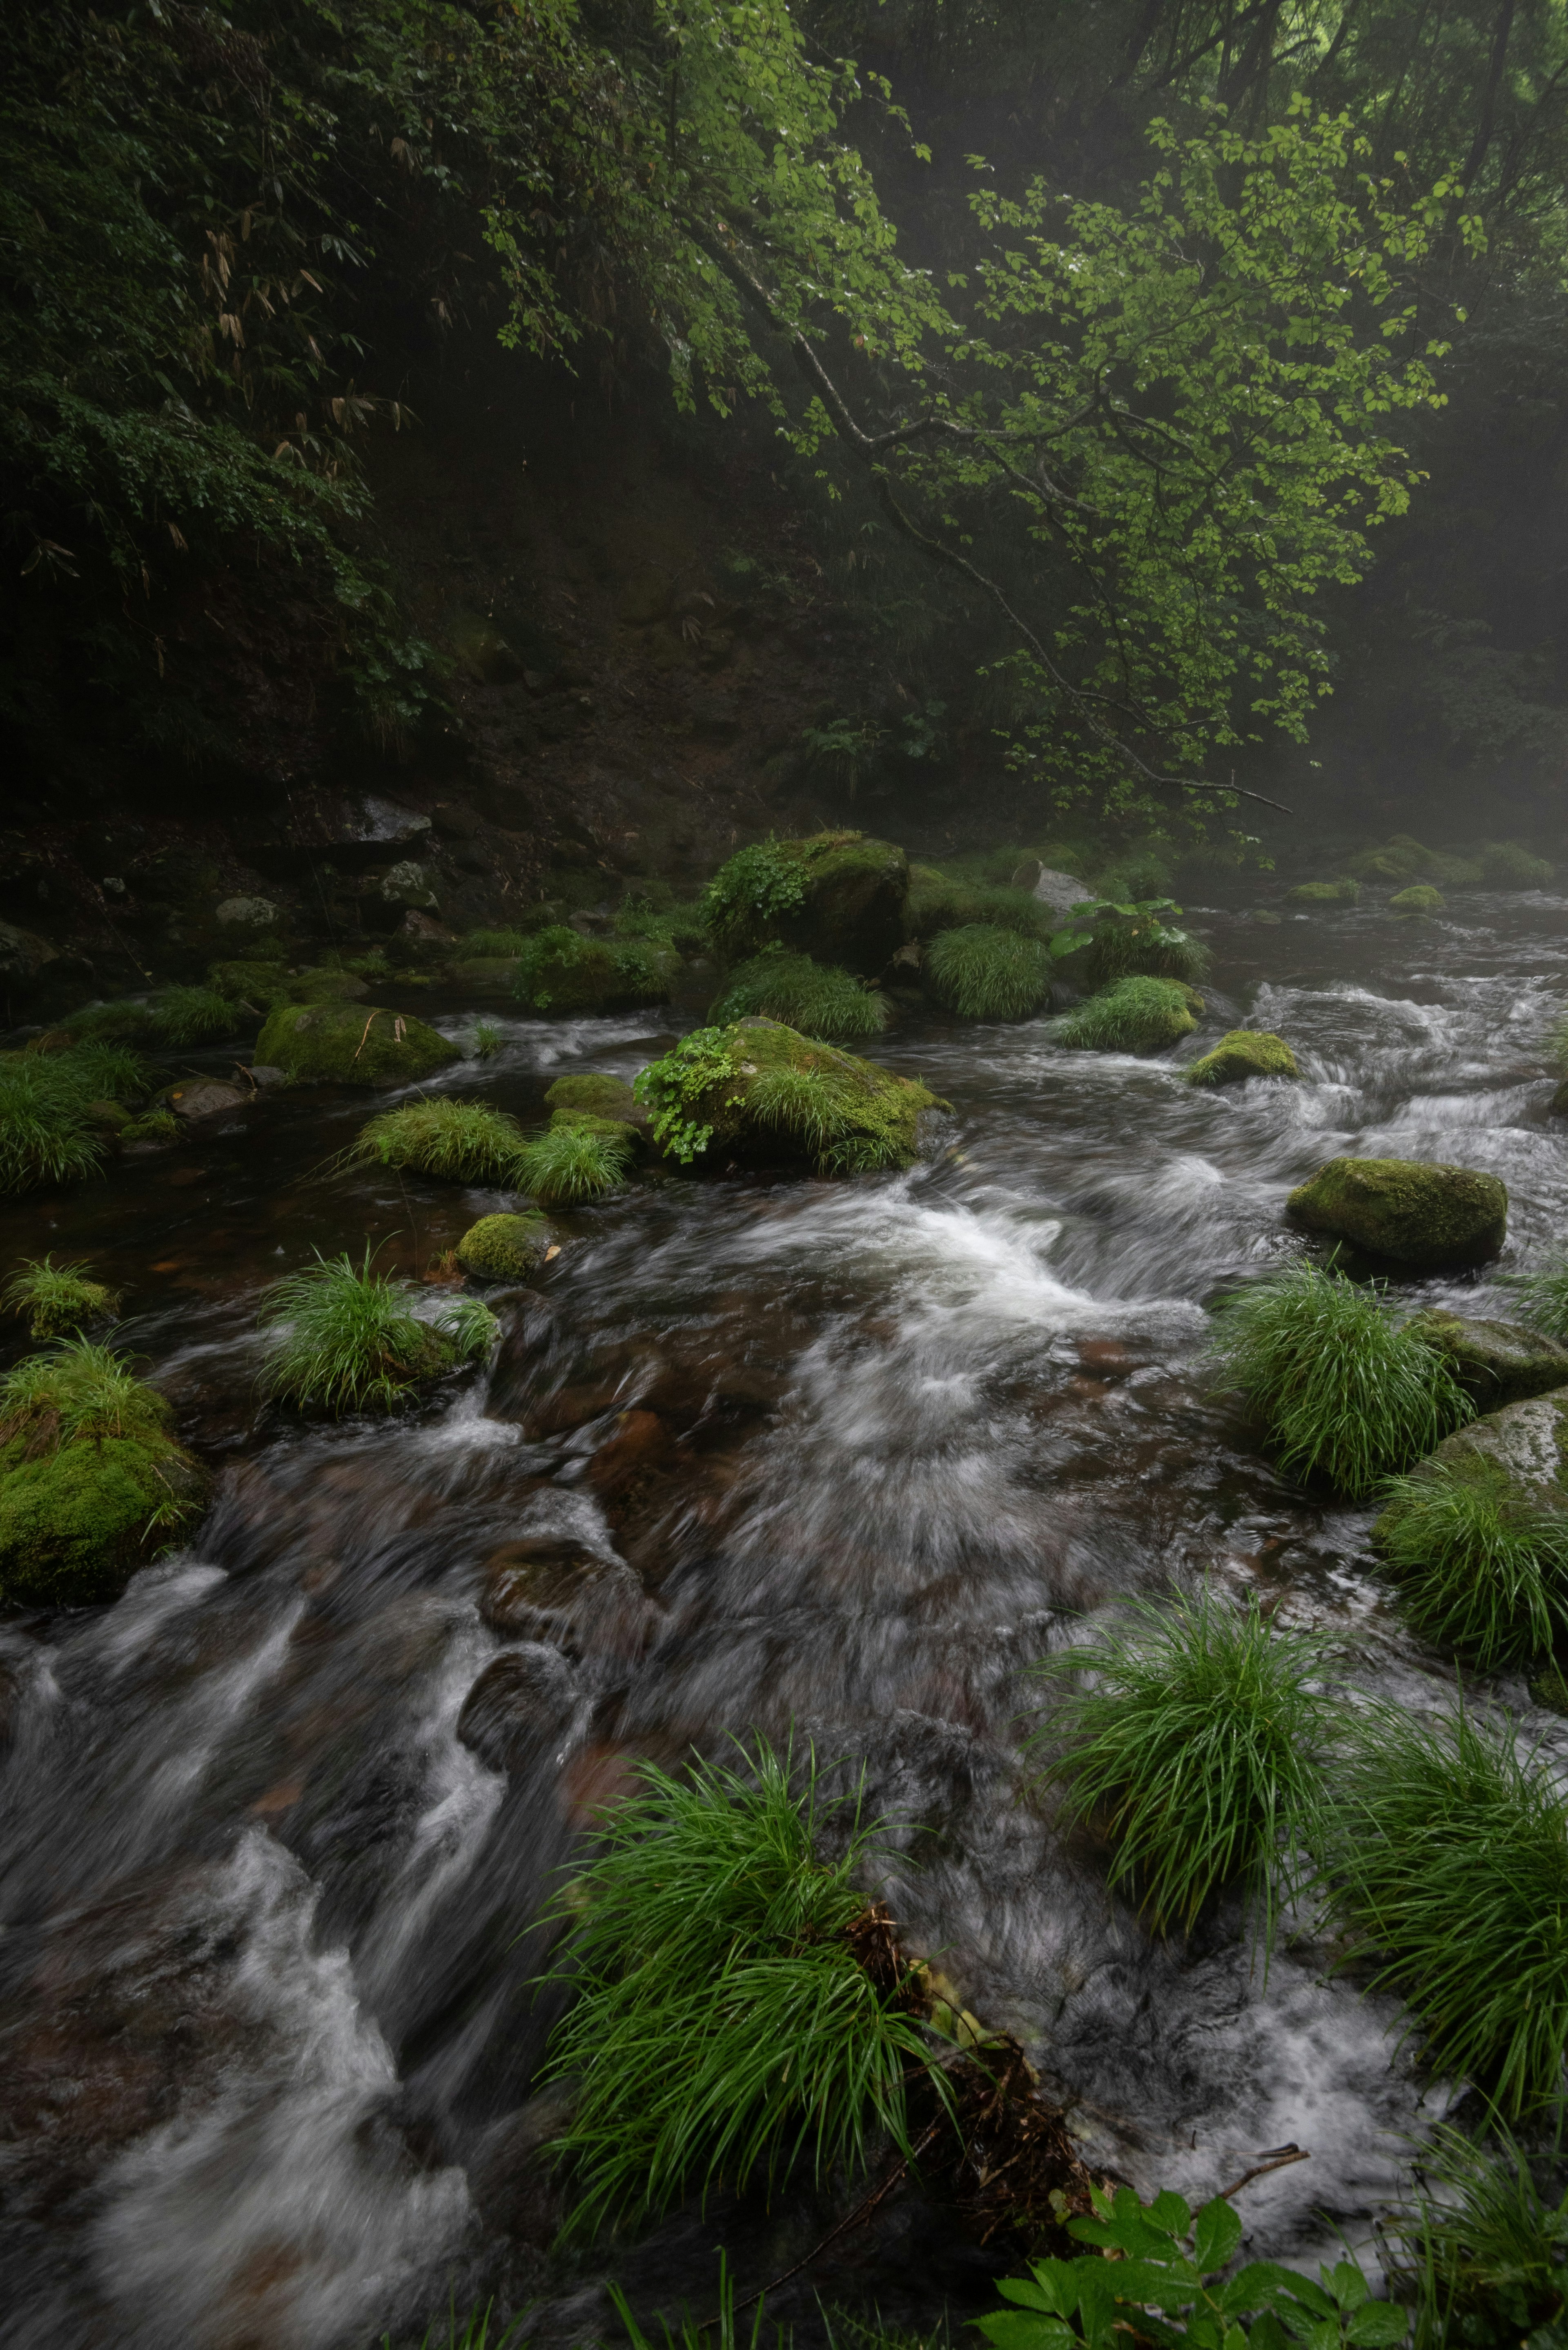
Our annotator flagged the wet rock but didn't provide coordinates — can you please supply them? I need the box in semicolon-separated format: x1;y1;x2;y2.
255;1000;460;1086
215;896;278;929
1373;1388;1568;1547
458;1213;554;1283
285;966;371;1005
639;1017;943;1174
1287;1155;1507;1268
163;1079;252;1121
1408;1311;1568;1407
468;2082;575;2244
1031;865;1092;916
0;918;60;980
1550;1078;1568;1119
1184;1030;1298;1087
480;1536;657;1655
586;1409;673;1497
709;832;910;973
1284;878;1361;905
456;1645;578;1775
544;1072;646;1126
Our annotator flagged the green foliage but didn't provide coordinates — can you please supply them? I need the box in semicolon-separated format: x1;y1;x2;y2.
1389;885;1446;915
347;1098;530;1184
1391;2125;1568;2350
904;876;1051;942
924;924;1053;1020
1056;977;1196;1053
614;896;709;955
1480;842;1553;887
470;1021;503;1060
801;716;886;793
151;986;239;1045
0;1338;168;1449
1502;1249;1568;1341
462;932;530;957
1207;1262;1473;1497
1285;878;1363;905
535;1739;951;2242
635;1027;742;1162
1051;900;1210;988
515;1118;635;1205
67;1001;160;1044
974;2181;1407;2350
53;1042;155;1102
710;952;888;1040
122;1108;181;1143
0;1059;106;1194
258;1249;484;1414
1324;1705;1568;2117
2;1256;121;1339
512;928;674;1014
1029;1590;1339;1953
609;2258;783;2350
1375;1460;1568;1669
381;2299;530;2350
704;843;810;957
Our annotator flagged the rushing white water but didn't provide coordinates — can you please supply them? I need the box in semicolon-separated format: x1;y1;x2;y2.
3;886;1568;2345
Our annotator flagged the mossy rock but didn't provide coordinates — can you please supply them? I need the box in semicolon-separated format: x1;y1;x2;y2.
1185;1030;1299;1086
0;1434;210;1605
709;833;909;973
1287;1155;1508;1269
285;967;372;1004
1389;885;1446;915
1479;841;1553;887
1408;1310;1568;1407
208;959;292;1009
1343;834;1448;885
1285;878;1361;905
545;1072;643;1122
255;1001;461;1086
550;1107;641;1153
456;1213;554;1282
1372;1389;1568;1552
450;958;521;989
639;1017;944;1174
514;928;678;1014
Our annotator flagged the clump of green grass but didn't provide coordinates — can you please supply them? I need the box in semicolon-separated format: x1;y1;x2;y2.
2;1255;121;1339
1055;975;1196;1052
536;1739;951;2242
516;1116;635;1204
0;1057;116;1194
258;1249;493;1414
56;1041;155;1102
1028;1588;1339;1954
346;1098;530;1184
1207;1261;1473;1497
122;1108;180;1143
710;952;888;1041
1375;1459;1568;1668
904;875;1050;942
470;1020;503;1059
923;924;1053;1020
67;998;160;1043
1501;1246;1568;1343
748;1063;858;1155
151;985;240;1044
461;929;532;957
1070;901;1211;988
0;1337;167;1448
1392;2125;1568;2349
1323;1705;1568;2116
380;2301;530;2350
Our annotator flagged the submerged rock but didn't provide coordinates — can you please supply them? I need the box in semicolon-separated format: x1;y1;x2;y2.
1184;1030;1299;1086
255;1001;459;1086
1287;1155;1507;1268
456;1644;578;1775
1408;1310;1568;1407
457;1213;554;1283
480;1536;657;1656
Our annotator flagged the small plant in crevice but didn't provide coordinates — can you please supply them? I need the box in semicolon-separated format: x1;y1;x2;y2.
1501;1246;1568;1344
1207;1260;1473;1498
1028;1588;1341;1956
1390;2123;1568;2350
345;1098;530;1185
1321;1703;1568;2117
258;1249;493;1415
1374;1458;1568;1668
534;1740;955;2243
703;840;809;958
2;1255;121;1339
515;1117;635;1205
635;1026;742;1162
923;925;1053;1021
710;952;888;1041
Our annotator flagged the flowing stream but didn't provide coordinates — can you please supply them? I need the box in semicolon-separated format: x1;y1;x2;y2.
4;889;1568;2349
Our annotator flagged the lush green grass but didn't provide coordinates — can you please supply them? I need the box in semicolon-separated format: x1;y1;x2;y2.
513;926;675;1012
536;1739;951;2242
923;924;1053;1020
1074;905;1210;988
258;1250;496;1414
67;998;160;1044
0;1337;168;1447
615;896;710;954
347;1098;530;1184
1501;1247;1568;1342
1393;2125;1568;2350
515;1117;635;1204
151;984;241;1043
381;2302;530;2350
1029;1589;1339;1951
0;1040;150;1193
1376;1459;1568;1668
470;1021;503;1059
58;1041;155;1101
1056;975;1196;1052
710;952;888;1040
2;1255;121;1338
904;875;1051;942
1207;1261;1473;1497
461;929;531;956
1323;1705;1568;2116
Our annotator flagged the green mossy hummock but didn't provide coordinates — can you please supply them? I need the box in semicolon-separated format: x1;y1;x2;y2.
1408;1311;1568;1408
256;1001;460;1086
1389;885;1446;915
513;928;678;1013
1185;1030;1299;1086
544;1073;644;1122
457;1213;555;1282
1057;977;1198;1055
1284;879;1361;904
1288;1155;1508;1268
1372;1389;1568;1550
707;833;910;973
637;1017;942;1173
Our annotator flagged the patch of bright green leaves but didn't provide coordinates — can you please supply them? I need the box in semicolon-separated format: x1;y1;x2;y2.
635;1027;742;1163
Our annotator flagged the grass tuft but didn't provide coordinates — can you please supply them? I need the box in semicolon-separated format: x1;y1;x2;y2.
1323;1704;1568;2116
0;1337;167;1449
470;1020;503;1059
1392;2124;1568;2349
923;924;1053;1020
1207;1260;1473;1497
1501;1247;1568;1342
1375;1459;1568;1668
151;984;241;1044
515;1118;634;1205
2;1255;121;1339
1056;975;1195;1052
1028;1588;1338;1953
710;952;888;1041
462;929;532;957
347;1097;530;1184
536;1739;951;2242
0;1059;107;1194
258;1249;489;1414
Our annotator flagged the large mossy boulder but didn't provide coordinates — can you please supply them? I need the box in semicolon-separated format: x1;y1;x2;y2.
1389;885;1446;915
1373;1389;1568;1552
635;1017;943;1174
457;1213;555;1282
513;928;677;1014
256;1001;460;1086
544;1073;647;1125
1185;1030;1299;1086
1287;1155;1507;1268
1285;878;1361;905
707;833;909;973
1408;1310;1568;1408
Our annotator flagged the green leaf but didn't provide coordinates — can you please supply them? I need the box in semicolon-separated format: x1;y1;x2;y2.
1192;2195;1245;2276
1344;2305;1408;2347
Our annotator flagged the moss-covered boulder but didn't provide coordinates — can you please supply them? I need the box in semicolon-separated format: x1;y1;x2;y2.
635;1017;944;1175
1343;834;1450;885
1185;1030;1299;1087
1408;1311;1568;1408
285;967;372;1004
513;928;678;1014
256;1001;460;1086
1287;1155;1508;1268
706;833;909;973
1285;878;1361;905
450;958;521;990
456;1213;555;1282
544;1072;644;1123
1389;885;1446;915
208;958;292;1009
1373;1389;1568;1552
1480;841;1553;887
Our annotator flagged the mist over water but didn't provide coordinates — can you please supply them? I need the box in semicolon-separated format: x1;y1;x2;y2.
4;891;1568;2347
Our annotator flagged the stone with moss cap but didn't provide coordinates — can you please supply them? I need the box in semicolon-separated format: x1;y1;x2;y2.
256;1000;460;1086
544;1072;645;1125
1284;878;1361;904
1389;885;1446;914
1372;1387;1568;1554
1408;1310;1568;1407
514;929;677;1014
1184;1030;1299;1086
457;1213;555;1283
1288;1155;1507;1268
635;1017;944;1173
706;832;909;973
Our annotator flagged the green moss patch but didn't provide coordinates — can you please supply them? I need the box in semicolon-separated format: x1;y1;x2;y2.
635;1017;943;1174
704;832;909;972
1408;1310;1568;1407
544;1072;642;1120
710;951;888;1039
1057;977;1197;1054
256;1001;460;1086
456;1213;555;1282
1185;1030;1299;1086
902;875;1049;943
1285;878;1361;904
1390;885;1446;914
513;928;677;1013
1288;1155;1508;1269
